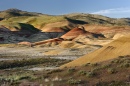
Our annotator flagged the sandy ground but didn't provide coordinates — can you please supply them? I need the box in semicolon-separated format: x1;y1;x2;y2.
0;45;100;60
0;45;100;70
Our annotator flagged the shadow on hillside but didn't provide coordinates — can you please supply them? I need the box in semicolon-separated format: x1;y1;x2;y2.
28;32;66;42
11;23;41;38
92;33;105;38
0;23;66;43
18;23;40;33
11;23;66;42
0;18;4;21
65;17;88;24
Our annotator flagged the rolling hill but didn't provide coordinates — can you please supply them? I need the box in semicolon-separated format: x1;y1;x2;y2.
1;9;130;32
1;8;130;46
61;34;130;68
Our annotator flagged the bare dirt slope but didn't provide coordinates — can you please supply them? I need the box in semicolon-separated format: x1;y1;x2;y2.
61;27;105;40
61;34;130;68
84;25;130;39
41;21;70;32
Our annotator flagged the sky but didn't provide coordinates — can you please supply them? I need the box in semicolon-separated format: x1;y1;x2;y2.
0;0;130;18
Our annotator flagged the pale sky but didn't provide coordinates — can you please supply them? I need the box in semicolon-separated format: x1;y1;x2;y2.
0;0;130;18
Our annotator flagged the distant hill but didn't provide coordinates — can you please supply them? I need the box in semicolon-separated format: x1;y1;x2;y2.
64;13;130;26
0;9;130;32
0;8;44;19
1;9;130;44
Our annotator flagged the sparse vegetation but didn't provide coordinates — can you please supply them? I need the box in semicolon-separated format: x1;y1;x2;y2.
90;63;99;67
101;64;111;69
107;68;117;74
0;54;129;85
67;68;76;73
0;58;69;69
84;63;90;66
42;56;130;85
96;81;130;86
47;69;63;74
67;79;82;85
86;71;97;78
78;70;87;75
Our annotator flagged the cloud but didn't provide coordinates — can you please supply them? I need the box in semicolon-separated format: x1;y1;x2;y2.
92;7;130;15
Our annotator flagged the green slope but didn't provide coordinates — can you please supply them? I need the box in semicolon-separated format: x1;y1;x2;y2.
0;9;130;33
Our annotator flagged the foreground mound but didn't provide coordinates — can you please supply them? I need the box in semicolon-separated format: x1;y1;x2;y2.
61;34;130;68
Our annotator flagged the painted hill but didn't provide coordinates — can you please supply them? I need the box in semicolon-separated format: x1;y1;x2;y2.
61;27;86;39
84;25;130;39
61;26;105;40
1;9;130;45
61;34;130;68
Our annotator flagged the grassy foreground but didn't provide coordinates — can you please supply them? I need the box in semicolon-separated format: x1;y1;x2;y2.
0;55;129;86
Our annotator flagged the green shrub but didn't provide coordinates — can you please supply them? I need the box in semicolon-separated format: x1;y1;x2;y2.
107;68;117;74
19;76;31;80
86;71;97;78
78;70;87;75
120;63;130;68
96;81;129;86
101;64;111;69
90;63;99;67
113;59;120;63
67;79;82;85
0;73;36;84
68;68;76;73
0;58;60;69
118;56;125;58
84;63;90;66
47;69;62;74
92;67;102;71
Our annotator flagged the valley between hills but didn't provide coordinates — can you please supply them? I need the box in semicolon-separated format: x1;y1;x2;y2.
0;9;129;86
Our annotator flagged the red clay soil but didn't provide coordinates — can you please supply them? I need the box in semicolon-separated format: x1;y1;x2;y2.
61;27;87;39
61;27;105;40
42;27;65;32
84;25;130;34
